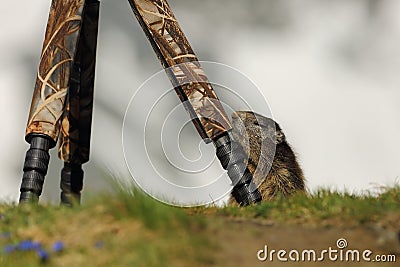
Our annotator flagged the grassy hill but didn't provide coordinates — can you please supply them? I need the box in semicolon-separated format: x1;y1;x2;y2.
1;186;399;266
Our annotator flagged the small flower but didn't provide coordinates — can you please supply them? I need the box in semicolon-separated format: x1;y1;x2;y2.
18;240;36;251
1;232;11;239
94;241;104;249
52;241;64;252
3;244;15;254
36;249;49;261
31;242;42;250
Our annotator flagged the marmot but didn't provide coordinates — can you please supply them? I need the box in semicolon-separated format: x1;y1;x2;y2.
230;111;305;202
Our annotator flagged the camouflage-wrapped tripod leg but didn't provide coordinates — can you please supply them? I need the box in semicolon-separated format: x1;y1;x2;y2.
20;0;88;203
58;0;99;205
127;0;262;205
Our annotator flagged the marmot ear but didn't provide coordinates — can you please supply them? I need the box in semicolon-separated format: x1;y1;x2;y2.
251;113;274;128
275;130;286;144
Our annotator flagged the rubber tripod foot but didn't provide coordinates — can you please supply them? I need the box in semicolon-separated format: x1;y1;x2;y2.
60;162;84;206
19;135;53;204
214;132;262;206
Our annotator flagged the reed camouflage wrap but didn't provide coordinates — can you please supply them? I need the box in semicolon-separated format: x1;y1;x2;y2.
25;0;85;143
128;0;232;143
25;0;99;164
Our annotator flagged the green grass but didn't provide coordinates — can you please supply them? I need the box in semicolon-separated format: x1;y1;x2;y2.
0;189;213;267
215;186;400;227
0;185;398;266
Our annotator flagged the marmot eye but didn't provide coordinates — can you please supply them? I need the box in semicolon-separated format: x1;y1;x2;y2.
275;131;286;143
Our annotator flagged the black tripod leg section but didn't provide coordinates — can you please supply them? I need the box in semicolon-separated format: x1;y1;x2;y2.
20;135;55;203
214;132;262;206
60;163;84;206
58;0;99;205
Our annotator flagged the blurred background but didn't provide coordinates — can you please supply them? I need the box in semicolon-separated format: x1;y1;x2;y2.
1;0;399;203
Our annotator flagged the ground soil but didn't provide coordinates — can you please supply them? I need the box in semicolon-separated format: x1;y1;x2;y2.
208;217;399;267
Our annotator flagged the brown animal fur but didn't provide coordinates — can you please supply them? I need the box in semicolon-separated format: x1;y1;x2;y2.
230;111;305;203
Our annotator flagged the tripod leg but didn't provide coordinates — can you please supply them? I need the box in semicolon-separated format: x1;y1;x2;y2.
20;0;86;203
59;0;100;206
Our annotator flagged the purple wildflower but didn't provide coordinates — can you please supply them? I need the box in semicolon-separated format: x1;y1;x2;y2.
17;240;36;251
3;244;15;254
1;232;11;239
94;241;104;249
31;242;42;250
36;249;49;261
52;241;64;252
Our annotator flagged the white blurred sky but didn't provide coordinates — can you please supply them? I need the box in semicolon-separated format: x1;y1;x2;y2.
1;0;399;203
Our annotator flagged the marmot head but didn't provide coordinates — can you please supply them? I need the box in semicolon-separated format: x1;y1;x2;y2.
231;111;285;144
